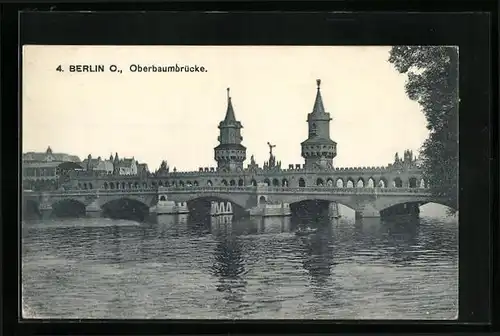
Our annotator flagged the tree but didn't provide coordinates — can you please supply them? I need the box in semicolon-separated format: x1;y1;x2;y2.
388;46;458;210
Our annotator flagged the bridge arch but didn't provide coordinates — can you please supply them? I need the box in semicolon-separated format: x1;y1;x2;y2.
282;178;289;187
207;180;213;186
221;179;228;186
179;181;185;187
51;198;87;218
194;181;199;186
289;197;356;217
101;197;151;221
377;198;458;217
230;179;236;186
238;179;244;186
326;178;334;187
316;178;324;186
272;178;280;186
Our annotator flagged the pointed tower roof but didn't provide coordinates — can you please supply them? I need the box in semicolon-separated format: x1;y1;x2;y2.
223;87;237;124
46;146;53;155
312;79;326;115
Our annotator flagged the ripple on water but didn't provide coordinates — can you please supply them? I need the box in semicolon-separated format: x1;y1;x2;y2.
22;215;458;319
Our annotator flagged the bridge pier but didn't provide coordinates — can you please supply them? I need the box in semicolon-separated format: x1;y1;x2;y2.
39;205;53;220
328;202;341;218
355;204;380;219
85;201;102;218
210;201;233;216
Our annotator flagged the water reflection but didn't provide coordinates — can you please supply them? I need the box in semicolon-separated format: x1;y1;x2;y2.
210;215;247;309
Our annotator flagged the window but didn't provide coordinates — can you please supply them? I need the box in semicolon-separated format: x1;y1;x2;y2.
309;123;317;136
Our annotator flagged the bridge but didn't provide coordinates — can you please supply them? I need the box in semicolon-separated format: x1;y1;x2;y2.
22;185;453;220
23;81;454;220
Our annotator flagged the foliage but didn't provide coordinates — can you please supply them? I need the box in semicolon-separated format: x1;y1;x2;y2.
388;46;459;210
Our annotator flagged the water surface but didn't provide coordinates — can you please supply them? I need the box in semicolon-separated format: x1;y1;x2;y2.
22;206;458;319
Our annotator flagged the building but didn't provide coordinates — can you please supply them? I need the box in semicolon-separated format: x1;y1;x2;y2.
137;162;150;176
22;146;82;190
23;146;82;180
111;153;138;175
82;155;114;174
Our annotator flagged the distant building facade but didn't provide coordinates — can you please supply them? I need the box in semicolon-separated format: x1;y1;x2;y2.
23;146;82;181
82;155;114;174
22;146;82;190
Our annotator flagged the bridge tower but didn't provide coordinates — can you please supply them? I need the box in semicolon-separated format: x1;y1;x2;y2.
301;79;337;170
214;88;247;172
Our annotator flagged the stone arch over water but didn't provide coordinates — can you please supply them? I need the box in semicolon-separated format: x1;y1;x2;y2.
101;197;150;221
51;199;87;218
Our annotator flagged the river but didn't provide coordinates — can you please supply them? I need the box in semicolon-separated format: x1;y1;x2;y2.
21;204;458;320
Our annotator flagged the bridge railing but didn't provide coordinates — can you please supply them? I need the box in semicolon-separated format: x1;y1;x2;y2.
23;185;431;196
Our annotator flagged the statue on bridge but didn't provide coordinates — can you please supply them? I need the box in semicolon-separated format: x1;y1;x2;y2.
266;142;278;169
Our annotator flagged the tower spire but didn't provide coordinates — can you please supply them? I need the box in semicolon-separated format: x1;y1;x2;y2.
214;87;246;172
301;79;337;170
312;78;326;115
223;87;237;123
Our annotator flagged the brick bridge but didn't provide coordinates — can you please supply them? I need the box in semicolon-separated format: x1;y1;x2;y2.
23;185;453;219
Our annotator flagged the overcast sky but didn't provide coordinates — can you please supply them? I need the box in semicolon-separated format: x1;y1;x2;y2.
23;45;428;171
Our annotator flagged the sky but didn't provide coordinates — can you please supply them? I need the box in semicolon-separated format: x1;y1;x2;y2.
22;45;429;172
